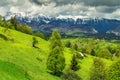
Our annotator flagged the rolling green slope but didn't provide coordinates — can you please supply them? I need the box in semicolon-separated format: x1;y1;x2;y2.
0;27;112;80
0;27;60;80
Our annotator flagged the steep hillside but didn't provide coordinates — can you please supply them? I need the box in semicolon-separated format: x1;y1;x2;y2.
107;26;120;36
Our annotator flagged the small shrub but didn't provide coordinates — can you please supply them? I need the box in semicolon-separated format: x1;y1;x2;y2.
32;37;38;48
91;49;96;56
34;31;45;39
65;41;71;48
98;48;112;59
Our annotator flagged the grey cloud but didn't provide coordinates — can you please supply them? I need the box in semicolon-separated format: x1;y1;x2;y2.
30;0;120;7
30;0;44;5
96;6;119;13
84;0;120;7
30;0;76;6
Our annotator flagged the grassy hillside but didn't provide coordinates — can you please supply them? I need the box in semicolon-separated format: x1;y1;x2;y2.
0;27;113;80
0;27;60;80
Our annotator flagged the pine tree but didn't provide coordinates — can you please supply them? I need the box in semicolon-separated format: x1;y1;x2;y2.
70;54;80;71
47;30;65;76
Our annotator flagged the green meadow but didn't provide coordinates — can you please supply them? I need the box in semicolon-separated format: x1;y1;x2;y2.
0;27;115;80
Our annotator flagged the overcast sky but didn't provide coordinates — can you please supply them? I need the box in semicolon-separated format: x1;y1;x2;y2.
0;0;120;19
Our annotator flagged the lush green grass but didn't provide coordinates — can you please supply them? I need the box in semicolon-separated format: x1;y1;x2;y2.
0;27;60;80
0;27;113;80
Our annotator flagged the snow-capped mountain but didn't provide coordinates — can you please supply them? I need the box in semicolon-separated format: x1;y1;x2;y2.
4;12;120;35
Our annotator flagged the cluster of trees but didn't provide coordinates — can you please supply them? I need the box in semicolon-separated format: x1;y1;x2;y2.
90;46;120;59
90;58;120;80
46;30;81;80
65;38;120;59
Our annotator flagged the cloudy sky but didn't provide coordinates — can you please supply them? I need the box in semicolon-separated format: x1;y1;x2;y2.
0;0;120;19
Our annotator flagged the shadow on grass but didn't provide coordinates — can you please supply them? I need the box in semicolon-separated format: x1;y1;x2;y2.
47;71;63;77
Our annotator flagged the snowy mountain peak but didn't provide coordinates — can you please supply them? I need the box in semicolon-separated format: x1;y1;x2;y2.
3;12;120;35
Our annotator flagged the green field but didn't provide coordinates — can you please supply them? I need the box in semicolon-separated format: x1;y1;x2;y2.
0;27;114;80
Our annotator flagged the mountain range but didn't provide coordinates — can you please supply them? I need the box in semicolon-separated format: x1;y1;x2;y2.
5;12;120;36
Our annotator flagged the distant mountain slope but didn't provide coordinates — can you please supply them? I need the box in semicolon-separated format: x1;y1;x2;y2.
5;13;120;35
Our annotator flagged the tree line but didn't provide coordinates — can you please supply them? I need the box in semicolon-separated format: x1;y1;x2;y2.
0;15;46;39
0;15;32;34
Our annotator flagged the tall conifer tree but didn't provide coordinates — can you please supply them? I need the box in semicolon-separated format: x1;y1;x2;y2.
47;30;65;75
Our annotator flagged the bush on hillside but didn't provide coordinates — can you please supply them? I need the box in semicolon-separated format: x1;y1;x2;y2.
97;48;112;59
61;69;82;80
90;49;96;56
80;45;91;54
73;43;78;51
32;37;38;48
65;41;72;48
34;31;45;39
107;46;117;54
